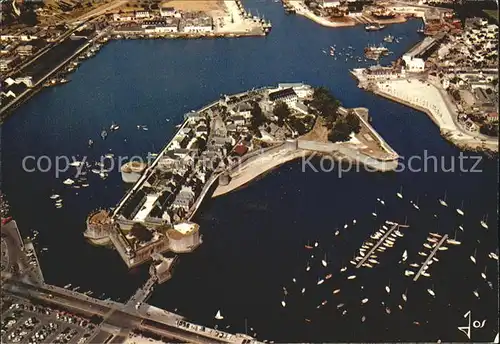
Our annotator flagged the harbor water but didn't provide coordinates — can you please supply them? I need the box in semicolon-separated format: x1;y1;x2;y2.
1;0;498;341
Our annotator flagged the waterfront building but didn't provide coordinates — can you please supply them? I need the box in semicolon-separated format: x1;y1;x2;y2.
166;222;201;253
171;186;196;211
268;87;299;105
321;0;341;8
160;6;177;18
0;56;20;72
135;11;151;19
16;45;33;56
181;14;213;33
402;55;425;72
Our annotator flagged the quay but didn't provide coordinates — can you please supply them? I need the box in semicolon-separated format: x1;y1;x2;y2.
413;234;448;281
356;222;409;268
1;219;261;344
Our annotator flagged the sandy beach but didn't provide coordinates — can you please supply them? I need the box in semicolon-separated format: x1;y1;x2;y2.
287;1;356;28
373;79;498;152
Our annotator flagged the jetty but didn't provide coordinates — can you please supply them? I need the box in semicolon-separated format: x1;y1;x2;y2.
413;234;448;281
356;223;408;268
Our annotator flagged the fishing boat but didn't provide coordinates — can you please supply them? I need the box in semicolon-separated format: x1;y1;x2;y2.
470;249;477;264
456;201;465;216
480;214;488;229
439;191;448;207
396;186;403;199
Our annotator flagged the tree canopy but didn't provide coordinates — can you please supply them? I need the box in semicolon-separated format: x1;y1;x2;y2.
328;113;361;142
273;101;291;125
250;101;265;129
310;87;340;120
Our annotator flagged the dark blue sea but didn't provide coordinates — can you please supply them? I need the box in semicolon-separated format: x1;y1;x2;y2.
1;0;498;342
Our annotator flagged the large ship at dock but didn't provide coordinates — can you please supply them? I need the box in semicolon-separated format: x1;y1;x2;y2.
365;23;386;31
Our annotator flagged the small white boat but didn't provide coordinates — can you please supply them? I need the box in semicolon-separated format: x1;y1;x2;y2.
396;186;403;199
63;178;75;185
480;214;488;229
402;289;407;302
423;243;432;249
301;288;306;294
404;270;415;276
344;224;348;229
459;225;464;231
470;249;477;264
418;252;427;257
429;232;441;238
50;194;60;199
401;250;408;262
362;316;366;322
410;263;419;268
69;161;82;167
385;282;391;294
456;200;465;216
317;279;325;285
446;230;461;245
292;278;296;283
337;303;344;309
421;272;431;277
473;290;479;298
361;298;369;304
427;287;435;297
439;191;448;207
372;212;377;217
438;246;448;251
489;252;499;261
352;219;357;224
314;241;319;248
215;310;224;319
335;230;340;236
347;275;356;280
382;225;388;230
412;197;420;210
321;254;328;267
481;267;487;280
306;263;311;272
333;289;340;294
340;266;347;272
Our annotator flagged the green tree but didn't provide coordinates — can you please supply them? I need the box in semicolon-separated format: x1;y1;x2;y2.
328;120;352;142
311;87;340;119
345;112;361;134
273;101;291;125
250;102;265;129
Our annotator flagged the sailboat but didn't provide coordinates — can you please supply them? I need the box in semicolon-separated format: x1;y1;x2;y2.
427;285;436;297
481;267;487;280
401;250;408;262
480;214;488;229
456;201;465;216
215;310;224;320
321;254;328;267
361;298;369;304
301;288;306;294
473;289;480;298
446;230;461;245
317;278;325;285
385;281;391;294
439;191;448;207
281;300;286;307
306;262;311;271
333;289;341;294
402;289;407;302
396;186;403;199
470;249;477;264
412;197;420;210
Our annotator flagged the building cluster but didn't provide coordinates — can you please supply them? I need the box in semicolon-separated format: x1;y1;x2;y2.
88;84;314;268
112;6;214;34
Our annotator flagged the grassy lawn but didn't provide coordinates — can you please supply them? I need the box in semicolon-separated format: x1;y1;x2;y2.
483;9;499;22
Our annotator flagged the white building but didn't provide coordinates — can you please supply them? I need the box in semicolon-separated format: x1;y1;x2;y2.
402;55;425;72
160;6;176;17
268;87;299;105
322;0;341;7
135;11;150;19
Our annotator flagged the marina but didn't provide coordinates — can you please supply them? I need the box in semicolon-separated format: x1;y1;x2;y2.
413;234;448;281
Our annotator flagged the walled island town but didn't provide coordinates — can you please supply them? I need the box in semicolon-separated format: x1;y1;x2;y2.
1;0;499;342
85;83;399;267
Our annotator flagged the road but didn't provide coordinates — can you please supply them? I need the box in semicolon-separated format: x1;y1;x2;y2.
2;280;253;344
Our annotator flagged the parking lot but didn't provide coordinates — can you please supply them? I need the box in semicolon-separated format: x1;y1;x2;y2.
1;295;98;344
